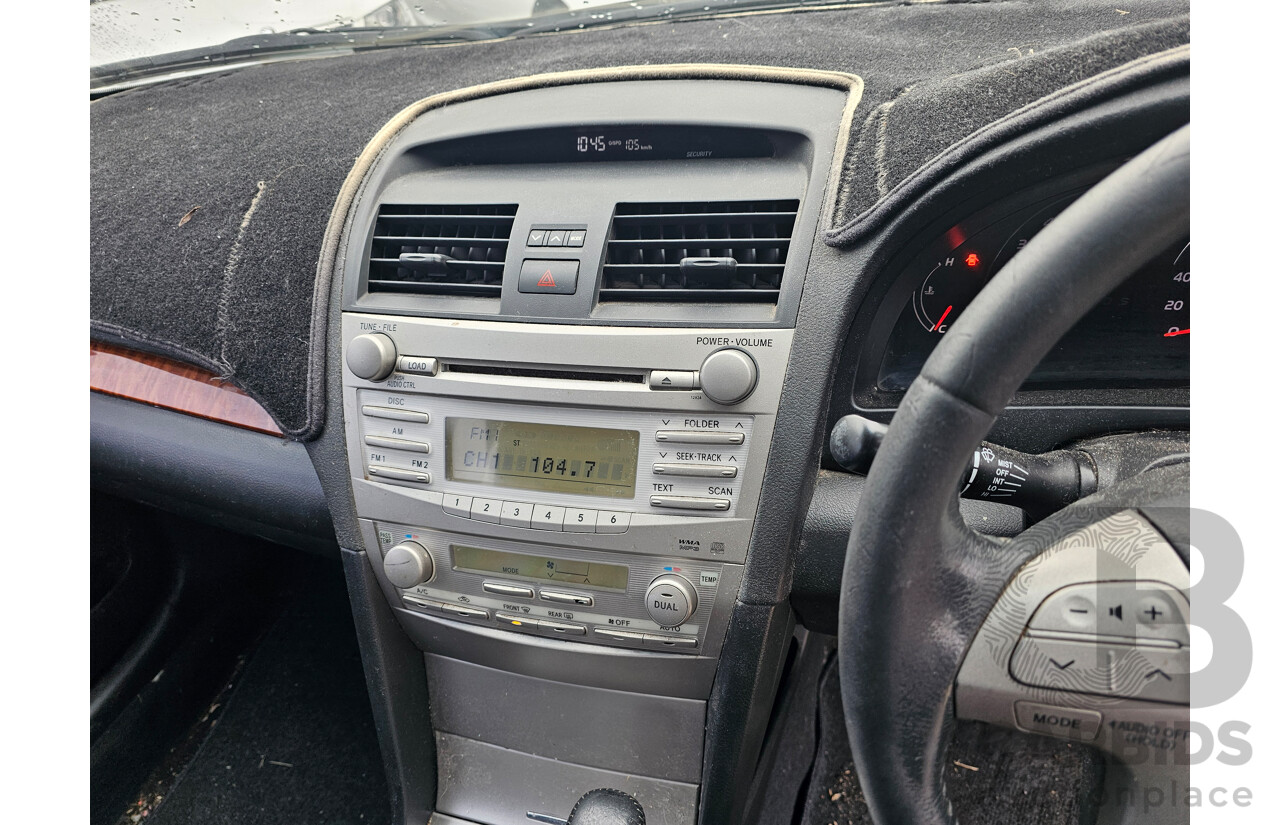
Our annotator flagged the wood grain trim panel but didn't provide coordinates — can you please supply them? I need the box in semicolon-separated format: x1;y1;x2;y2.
90;342;283;436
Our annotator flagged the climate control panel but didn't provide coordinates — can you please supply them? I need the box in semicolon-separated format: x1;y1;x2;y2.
366;521;740;655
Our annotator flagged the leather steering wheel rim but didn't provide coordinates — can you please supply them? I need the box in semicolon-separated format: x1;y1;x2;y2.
837;125;1190;825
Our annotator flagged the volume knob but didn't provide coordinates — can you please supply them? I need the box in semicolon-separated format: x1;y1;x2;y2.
645;574;697;627
383;541;434;589
699;348;757;405
347;333;397;381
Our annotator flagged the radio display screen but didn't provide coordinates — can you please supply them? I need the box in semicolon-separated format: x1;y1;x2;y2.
452;545;629;592
445;417;640;499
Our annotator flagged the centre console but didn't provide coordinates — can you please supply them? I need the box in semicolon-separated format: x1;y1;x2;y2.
334;70;859;825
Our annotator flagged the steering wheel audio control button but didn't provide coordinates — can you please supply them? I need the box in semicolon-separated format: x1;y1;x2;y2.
1029;581;1189;645
645;574;697;626
698;348;758;405
347;333;398;381
1010;637;1189;704
1013;702;1102;741
382;541;434;589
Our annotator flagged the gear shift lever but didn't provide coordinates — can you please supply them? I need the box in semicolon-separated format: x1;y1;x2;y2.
527;788;645;825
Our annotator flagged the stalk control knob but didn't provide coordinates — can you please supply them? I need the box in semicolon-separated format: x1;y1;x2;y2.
699;348;757;405
347;333;397;381
645;574;697;627
383;541;434;589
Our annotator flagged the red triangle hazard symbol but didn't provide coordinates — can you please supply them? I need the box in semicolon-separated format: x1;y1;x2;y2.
537;270;557;288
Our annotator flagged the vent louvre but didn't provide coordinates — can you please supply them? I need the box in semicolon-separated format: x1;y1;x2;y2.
601;200;799;303
368;204;517;297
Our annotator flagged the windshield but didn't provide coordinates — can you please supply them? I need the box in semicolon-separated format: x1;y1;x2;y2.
90;0;799;69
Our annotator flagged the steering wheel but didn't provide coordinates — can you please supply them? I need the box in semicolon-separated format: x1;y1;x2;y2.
838;126;1191;824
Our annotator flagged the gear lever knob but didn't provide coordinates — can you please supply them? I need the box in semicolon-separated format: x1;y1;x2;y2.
566;788;645;825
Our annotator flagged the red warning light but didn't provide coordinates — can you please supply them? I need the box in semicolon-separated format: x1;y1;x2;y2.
537;270;557;287
964;253;980;268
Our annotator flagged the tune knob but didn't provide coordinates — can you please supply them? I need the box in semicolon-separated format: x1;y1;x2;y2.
346;333;397;381
699;348;758;405
382;541;434;589
645;574;698;627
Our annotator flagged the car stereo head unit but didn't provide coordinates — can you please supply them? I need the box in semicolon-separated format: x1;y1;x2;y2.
342;314;793;655
356;388;755;525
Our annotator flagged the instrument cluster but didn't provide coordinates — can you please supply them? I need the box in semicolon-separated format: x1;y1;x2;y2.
855;167;1190;406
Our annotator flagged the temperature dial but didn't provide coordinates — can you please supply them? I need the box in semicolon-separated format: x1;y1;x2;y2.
383;541;434;589
645;574;697;627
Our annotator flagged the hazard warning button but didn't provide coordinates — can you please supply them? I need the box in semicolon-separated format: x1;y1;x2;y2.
519;259;579;295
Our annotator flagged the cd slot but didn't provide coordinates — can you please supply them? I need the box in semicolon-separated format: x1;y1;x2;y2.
445;363;644;384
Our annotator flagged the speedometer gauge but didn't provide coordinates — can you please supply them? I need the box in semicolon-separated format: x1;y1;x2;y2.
1164;243;1190;338
876;188;1190;393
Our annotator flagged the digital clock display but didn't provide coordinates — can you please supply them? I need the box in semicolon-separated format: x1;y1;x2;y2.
424;125;775;164
445;417;640;499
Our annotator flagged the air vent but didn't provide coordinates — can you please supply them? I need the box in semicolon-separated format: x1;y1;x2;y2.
601;200;799;302
367;204;517;297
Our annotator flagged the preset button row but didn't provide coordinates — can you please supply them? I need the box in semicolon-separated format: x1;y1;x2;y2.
443;494;630;533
